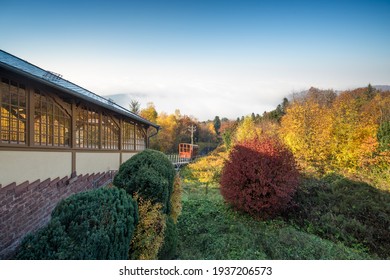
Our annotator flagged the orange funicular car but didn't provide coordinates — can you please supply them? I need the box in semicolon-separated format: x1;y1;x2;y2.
178;143;199;159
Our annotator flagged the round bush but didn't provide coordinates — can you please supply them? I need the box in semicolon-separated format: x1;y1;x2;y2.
220;137;300;218
114;149;176;213
15;187;138;260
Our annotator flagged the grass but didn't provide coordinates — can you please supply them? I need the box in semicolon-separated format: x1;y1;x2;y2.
176;186;374;260
285;174;390;259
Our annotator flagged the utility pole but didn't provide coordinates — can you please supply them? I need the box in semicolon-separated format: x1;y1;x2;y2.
188;124;196;145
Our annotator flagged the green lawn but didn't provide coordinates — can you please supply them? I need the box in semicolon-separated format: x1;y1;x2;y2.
176;186;375;260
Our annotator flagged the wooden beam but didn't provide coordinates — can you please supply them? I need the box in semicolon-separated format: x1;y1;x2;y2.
98;112;102;149
71;102;76;148
27;88;34;146
119;118;123;151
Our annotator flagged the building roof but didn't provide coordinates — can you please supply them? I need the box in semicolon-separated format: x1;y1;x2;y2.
0;50;159;129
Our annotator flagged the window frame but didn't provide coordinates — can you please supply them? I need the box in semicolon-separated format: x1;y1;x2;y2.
0;77;27;145
0;71;150;152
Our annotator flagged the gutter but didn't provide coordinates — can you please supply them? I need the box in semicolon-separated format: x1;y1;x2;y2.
147;126;160;148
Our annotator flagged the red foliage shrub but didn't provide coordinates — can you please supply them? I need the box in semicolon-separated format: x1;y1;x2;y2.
220;137;300;218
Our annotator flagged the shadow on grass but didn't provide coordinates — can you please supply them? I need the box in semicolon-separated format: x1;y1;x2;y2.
177;184;377;260
284;173;390;259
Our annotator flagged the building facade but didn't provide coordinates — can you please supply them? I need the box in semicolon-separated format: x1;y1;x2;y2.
0;50;159;258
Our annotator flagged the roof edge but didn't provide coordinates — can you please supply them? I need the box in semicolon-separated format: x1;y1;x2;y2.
0;49;159;129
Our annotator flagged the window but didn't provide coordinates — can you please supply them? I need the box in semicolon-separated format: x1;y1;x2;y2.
76;106;99;149
122;120;135;150
102;113;119;149
0;78;27;144
135;126;146;151
34;91;70;147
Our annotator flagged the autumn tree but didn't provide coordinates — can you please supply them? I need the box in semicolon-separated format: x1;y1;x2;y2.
154;113;178;153
220;120;238;150
280;87;385;173
197;121;217;147
140;102;158;123
329;89;378;171
233;116;262;145
280;90;334;172
175;115;198;147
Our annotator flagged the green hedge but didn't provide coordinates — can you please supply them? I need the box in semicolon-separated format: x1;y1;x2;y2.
15;187;138;260
114;149;176;214
158;216;178;260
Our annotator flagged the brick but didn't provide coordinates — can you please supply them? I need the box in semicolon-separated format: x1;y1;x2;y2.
27;179;41;191
36;178;50;191
0;172;114;259
2;182;16;196
14;181;30;196
49;177;60;188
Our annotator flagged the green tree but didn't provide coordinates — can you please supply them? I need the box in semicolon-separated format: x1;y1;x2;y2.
282;97;289;112
366;83;375;99
213;116;221;136
129;99;141;114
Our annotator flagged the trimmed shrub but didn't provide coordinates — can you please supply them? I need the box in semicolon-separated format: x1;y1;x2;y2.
220;137;300;218
14;219;70;260
15;187;138;260
130;195;166;260
158;216;178;260
114;149;176;213
170;174;183;223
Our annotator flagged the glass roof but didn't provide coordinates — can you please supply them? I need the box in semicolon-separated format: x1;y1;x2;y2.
0;50;158;129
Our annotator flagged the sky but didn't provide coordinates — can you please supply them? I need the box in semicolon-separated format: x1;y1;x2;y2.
1;0;390;120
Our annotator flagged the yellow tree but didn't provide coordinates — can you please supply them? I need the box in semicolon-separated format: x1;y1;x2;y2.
151;112;178;153
233;116;262;145
330;90;378;171
280;96;333;172
140;102;158;123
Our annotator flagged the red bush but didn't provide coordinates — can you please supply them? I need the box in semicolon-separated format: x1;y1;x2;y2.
220;137;300;218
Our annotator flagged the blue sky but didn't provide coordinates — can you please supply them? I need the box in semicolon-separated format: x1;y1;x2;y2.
1;0;390;120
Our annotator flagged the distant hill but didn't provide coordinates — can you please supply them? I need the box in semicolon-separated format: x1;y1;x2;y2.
373;85;390;91
296;85;390;97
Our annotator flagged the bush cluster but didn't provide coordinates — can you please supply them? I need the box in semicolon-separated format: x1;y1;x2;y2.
16;187;138;260
16;149;182;260
114;149;180;260
220;137;300;218
114;149;176;214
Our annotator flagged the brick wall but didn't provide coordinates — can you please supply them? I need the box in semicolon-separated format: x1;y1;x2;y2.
0;171;115;259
